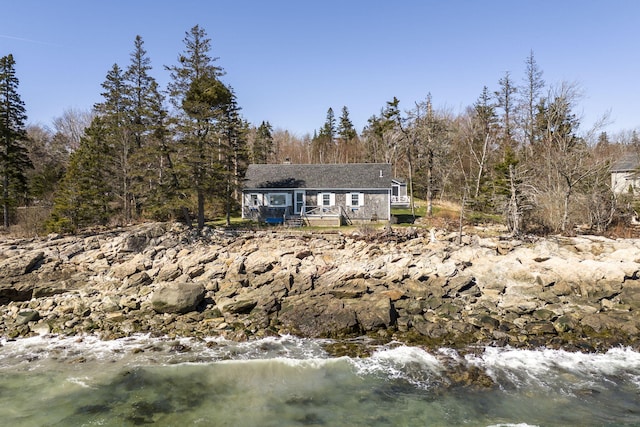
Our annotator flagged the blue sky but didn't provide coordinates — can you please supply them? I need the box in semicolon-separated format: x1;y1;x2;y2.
2;0;639;138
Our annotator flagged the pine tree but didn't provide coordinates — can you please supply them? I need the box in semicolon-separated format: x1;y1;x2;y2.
252;121;273;164
47;119;112;232
218;93;249;225
313;107;336;163
123;36;169;219
167;25;230;230
94;63;133;222
0;54;32;228
337;106;358;162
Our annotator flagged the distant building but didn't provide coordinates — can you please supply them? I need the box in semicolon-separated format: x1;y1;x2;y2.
611;154;640;194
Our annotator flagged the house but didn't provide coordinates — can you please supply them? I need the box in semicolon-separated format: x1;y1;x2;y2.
242;163;405;226
611;154;640;194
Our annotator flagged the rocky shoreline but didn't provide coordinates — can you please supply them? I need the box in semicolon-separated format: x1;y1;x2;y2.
1;222;640;354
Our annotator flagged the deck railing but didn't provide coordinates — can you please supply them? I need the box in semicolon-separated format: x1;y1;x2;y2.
302;205;341;216
391;195;411;205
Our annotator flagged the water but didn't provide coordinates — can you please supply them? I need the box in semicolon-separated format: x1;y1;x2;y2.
1;334;639;426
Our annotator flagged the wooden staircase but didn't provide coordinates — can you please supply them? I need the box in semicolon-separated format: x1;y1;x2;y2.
285;217;304;227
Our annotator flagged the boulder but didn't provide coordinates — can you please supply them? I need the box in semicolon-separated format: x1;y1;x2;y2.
278;295;360;338
0;251;44;278
150;282;205;314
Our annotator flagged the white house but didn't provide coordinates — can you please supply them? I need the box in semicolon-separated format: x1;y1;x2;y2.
611;154;640;195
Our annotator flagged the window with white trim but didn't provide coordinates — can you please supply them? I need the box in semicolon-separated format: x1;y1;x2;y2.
347;192;364;207
268;193;290;207
318;192;335;207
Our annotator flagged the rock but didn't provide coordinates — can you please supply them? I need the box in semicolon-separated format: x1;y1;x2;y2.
1;223;639;350
0;251;44;278
150;282;205;314
125;271;152;288
15;309;39;325
223;299;258;314
279;295;360;338
31;322;51;336
357;295;396;330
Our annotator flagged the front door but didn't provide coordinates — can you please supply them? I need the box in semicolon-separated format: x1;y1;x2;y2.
294;190;305;214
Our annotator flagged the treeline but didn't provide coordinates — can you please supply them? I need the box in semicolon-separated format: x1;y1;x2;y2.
1;27;639;236
248;54;640;235
4;26;249;234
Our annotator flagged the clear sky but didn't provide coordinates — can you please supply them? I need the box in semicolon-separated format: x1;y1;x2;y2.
2;0;639;138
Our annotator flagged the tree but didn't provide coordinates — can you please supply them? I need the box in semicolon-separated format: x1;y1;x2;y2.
94;63;134;222
218;93;248;225
0;54;32;228
495;71;517;157
52;108;94;153
520;50;545;149
312;107;336;163
361;100;402;167
251;121;274;164
25;125;68;203
467;87;498;203
411;94;450;216
48;119;113;232
532;83;596;232
336;106;358;162
123;36;168;219
167;25;230;230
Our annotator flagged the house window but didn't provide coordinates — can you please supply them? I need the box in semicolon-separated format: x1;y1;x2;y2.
250;194;259;206
318;192;335;207
268;193;289;206
347;192;364;207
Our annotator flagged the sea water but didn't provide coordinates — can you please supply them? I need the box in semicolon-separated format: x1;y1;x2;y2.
1;334;639;426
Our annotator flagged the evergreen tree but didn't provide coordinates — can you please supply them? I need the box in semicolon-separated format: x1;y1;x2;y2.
0;54;32;228
218;93;249;225
361;99;401;165
123;36;169;219
47;119;112;232
94;63;133;222
167;25;231;230
251;121;273;164
312;107;336;163
337;106;358;162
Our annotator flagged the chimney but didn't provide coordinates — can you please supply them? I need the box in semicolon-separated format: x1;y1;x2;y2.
379;169;383;178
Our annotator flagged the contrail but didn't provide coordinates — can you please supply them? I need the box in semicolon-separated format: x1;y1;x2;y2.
0;34;62;47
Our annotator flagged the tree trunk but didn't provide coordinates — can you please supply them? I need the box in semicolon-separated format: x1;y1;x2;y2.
197;188;205;231
3;170;8;229
426;148;433;216
406;145;415;219
474;134;490;199
561;186;571;234
458;187;466;245
508;164;520;236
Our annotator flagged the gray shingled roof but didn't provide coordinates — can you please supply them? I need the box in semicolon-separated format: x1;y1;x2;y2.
611;154;640;172
243;163;393;190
